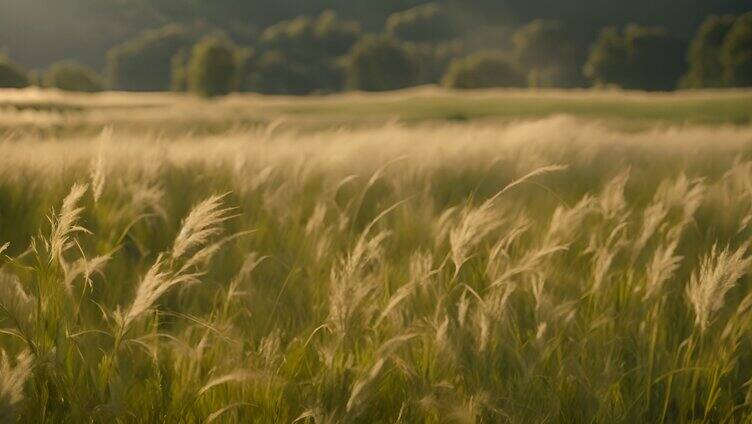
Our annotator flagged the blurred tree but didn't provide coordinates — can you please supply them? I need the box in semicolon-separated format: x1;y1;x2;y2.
2;0;749;71
513;20;586;87
246;51;298;94
386;3;457;43
721;12;752;87
347;36;418;91
626;26;686;91
106;25;196;91
682;14;736;88
233;47;255;92
442;53;525;89
27;70;42;87
43;61;103;92
170;49;190;92
0;55;28;88
585;25;686;91
246;50;341;94
583;27;631;88
261;11;361;60
249;11;360;94
187;36;237;97
407;41;465;85
260;16;317;62
314;10;362;57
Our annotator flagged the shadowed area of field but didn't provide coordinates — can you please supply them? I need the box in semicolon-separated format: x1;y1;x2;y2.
1;87;750;138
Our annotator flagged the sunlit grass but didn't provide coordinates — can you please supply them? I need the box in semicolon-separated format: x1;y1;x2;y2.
2;99;752;422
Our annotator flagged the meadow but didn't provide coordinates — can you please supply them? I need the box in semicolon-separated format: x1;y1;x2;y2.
1;88;752;422
1;87;751;137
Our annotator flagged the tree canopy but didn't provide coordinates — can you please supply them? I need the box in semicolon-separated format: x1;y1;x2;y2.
513;20;587;87
386;3;457;43
443;53;525;89
44;61;104;92
721;12;752;87
2;0;746;70
1;0;750;94
106;25;197;91
585;25;686;91
187;37;237;97
347;36;418;92
683;14;736;88
0;55;28;88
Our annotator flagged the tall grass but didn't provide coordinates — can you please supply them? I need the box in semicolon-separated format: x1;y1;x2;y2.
2;116;752;422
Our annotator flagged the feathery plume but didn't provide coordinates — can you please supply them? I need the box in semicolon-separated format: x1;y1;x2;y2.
327;230;388;336
346;333;417;415
598;168;630;220
0;271;35;335
546;195;595;246
493;164;568;199
90;150;106;203
449;200;502;276
49;183;89;263
62;254;111;293
198;370;267;396
644;239;682;301
686;244;751;333
172;194;235;260
119;194;234;332
120;256;179;331
0;349;32;422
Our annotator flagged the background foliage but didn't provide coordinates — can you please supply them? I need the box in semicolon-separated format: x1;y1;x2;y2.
0;1;750;93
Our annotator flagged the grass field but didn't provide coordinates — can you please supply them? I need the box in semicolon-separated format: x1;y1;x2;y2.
2;88;752;422
1;87;751;137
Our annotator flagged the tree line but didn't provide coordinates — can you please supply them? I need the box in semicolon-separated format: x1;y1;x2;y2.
1;4;750;96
